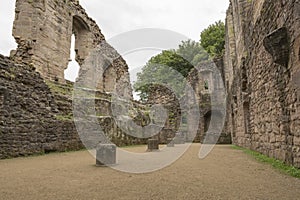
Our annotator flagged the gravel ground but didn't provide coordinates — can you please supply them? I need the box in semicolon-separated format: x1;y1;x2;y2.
0;144;300;200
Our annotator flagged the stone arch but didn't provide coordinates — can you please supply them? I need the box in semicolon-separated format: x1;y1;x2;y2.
72;15;93;65
204;111;211;133
203;110;224;133
201;110;224;143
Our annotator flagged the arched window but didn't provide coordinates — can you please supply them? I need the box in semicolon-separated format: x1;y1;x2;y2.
64;34;80;82
204;80;209;90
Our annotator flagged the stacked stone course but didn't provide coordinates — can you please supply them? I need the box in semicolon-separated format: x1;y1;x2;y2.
224;0;300;167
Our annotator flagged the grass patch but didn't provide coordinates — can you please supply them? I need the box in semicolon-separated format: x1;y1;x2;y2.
55;113;73;121
45;80;73;96
232;145;300;178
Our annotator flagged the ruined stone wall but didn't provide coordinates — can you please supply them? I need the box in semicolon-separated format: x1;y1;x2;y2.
187;59;231;144
11;0;132;98
0;52;147;158
0;55;83;158
0;0;143;159
146;85;182;143
224;0;300;167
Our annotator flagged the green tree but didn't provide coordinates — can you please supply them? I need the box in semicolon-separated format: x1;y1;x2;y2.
200;20;225;58
176;39;208;66
133;50;192;101
134;20;226;101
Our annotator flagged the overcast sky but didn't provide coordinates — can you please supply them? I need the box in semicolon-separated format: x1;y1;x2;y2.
0;0;229;85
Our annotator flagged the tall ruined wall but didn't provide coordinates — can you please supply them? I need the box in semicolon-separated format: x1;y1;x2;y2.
224;0;300;167
11;0;132;98
146;85;182;143
187;59;231;144
0;0;146;159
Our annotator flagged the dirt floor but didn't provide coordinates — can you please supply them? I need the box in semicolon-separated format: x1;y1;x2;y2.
0;144;300;200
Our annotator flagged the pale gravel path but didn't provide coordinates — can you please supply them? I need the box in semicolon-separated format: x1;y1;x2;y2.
0;144;300;200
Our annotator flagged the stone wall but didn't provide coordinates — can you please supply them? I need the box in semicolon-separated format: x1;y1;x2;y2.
0;52;149;159
187;59;231;144
11;0;132;98
0;55;83;158
224;0;300;167
146;85;181;143
0;0;144;159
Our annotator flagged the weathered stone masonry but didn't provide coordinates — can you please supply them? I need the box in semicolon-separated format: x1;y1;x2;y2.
11;0;132;98
187;59;231;144
0;55;83;158
0;0;140;159
224;0;300;167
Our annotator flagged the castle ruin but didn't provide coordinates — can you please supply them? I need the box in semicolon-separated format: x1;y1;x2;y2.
0;0;300;169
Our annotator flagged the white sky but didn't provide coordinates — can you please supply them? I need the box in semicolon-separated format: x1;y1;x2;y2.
0;0;229;85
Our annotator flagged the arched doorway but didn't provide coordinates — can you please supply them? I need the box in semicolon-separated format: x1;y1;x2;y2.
203;110;224;143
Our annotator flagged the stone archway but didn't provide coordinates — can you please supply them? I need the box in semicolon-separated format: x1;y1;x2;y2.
202;110;224;143
204;111;211;133
72;15;93;65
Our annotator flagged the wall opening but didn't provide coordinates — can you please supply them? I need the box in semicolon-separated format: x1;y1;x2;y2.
72;15;92;64
231;104;236;137
298;46;300;61
204;110;224;135
64;34;80;82
204;80;209;90
204;111;211;133
243;102;250;135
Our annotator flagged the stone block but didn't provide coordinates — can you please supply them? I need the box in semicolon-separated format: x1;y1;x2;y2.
166;138;175;147
96;143;117;166
147;139;159;151
174;136;185;144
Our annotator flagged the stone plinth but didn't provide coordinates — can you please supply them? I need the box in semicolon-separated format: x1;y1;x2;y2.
96;144;116;166
147;139;159;151
174;136;185;144
166;138;175;147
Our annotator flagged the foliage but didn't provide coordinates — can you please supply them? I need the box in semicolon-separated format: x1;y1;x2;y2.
147;50;194;77
55;113;73;121
232;145;300;178
176;39;209;66
134;20;226;100
45;80;73;96
200;20;225;58
133;50;192;101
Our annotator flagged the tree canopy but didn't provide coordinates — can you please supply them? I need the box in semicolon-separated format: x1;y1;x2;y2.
133;50;191;101
133;20;226;101
200;20;225;58
176;39;208;66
